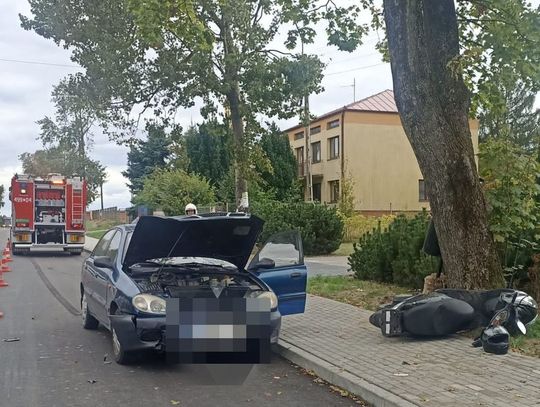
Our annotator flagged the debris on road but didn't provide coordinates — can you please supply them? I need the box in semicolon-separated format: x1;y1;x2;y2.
3;337;21;342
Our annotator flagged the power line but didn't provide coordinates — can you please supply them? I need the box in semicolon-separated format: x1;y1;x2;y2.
325;62;387;76
0;57;80;69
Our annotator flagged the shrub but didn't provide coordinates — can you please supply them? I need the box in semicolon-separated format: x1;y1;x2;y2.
349;210;438;288
342;214;395;243
134;168;216;216
252;200;343;255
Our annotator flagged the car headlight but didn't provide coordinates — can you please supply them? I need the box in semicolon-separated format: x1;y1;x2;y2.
132;294;166;315
246;290;278;310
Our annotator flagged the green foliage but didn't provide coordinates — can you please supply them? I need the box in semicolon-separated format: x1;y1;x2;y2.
184;121;232;186
480;139;540;242
252;200;343;255
337;171;355;218
342;214;395;243
349;211;438;289
0;185;4;208
479;83;540;152
257;124;302;202
19;147;106;205
134;168;215;216
480;139;540;284
21;0;367;203
122;123;176;195
456;1;540;119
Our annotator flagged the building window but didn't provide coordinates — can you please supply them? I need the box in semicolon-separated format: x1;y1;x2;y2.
310;125;321;135
328;136;339;159
311;141;321;163
419;179;428;202
296;147;305;176
313;183;322;202
327;119;340;129
294;131;304;140
329;180;340;203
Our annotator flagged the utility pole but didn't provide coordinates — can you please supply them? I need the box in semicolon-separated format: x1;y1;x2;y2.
301;41;313;202
353;77;356;102
100;182;104;210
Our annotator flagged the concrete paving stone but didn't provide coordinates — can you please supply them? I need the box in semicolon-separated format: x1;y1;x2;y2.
278;294;540;407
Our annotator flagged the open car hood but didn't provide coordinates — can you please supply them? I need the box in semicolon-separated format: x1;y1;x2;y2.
123;215;264;270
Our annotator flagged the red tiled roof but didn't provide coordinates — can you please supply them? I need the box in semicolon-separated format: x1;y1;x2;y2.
284;89;398;133
346;89;397;113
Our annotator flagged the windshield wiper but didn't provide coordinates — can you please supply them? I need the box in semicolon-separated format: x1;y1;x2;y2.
129;261;164;269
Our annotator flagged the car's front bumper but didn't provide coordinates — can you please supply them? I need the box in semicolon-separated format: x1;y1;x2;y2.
109;310;281;354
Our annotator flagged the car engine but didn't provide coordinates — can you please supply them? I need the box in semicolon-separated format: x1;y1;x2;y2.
133;270;263;299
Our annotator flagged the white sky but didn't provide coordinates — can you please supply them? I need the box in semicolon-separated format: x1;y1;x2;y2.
0;1;536;216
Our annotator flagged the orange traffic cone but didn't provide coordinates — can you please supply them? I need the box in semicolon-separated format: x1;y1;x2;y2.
0;258;11;273
0;262;8;287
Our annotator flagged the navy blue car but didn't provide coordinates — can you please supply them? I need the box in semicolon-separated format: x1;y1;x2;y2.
80;213;307;364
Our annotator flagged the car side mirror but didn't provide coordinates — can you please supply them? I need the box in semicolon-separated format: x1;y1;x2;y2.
252;257;275;270
94;256;114;269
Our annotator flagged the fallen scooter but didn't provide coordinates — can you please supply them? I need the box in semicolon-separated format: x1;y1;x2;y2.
369;289;537;354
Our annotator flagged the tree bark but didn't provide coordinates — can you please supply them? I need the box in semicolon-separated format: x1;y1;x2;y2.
383;0;504;289
222;7;248;210
227;84;248;210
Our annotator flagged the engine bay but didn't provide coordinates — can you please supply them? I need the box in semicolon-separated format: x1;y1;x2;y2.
133;270;264;299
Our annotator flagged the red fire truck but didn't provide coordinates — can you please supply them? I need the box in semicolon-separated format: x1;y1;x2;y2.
9;173;87;255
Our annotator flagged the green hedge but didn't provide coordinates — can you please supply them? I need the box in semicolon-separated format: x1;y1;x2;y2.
252;201;343;255
348;210;438;288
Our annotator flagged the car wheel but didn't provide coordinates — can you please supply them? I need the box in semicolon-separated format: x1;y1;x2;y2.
111;323;135;365
81;292;99;330
70;250;83;256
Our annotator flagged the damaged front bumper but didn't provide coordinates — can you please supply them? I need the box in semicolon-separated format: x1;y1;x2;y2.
109;311;281;354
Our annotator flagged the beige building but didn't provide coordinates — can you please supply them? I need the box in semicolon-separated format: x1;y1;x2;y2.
285;90;479;214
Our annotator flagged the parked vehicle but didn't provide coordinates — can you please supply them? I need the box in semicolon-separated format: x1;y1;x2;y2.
369;289;537;354
9;173;86;255
80;213;307;364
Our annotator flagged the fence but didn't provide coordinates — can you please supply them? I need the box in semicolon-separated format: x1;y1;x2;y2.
85;207;130;224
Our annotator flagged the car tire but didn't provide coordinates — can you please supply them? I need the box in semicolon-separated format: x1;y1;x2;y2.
70;250;83;256
81;292;99;330
111;325;135;365
111;311;135;365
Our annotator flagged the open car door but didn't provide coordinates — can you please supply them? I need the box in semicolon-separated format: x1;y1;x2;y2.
247;230;307;316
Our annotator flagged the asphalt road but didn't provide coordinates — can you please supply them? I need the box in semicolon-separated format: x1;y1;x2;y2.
0;229;361;407
305;257;351;277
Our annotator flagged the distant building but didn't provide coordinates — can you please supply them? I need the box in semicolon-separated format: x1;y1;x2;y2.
285;89;479;214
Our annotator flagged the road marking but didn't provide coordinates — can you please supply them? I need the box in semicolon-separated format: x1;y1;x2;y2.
29;258;81;316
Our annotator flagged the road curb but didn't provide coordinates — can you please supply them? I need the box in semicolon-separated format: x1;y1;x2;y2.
276;339;418;407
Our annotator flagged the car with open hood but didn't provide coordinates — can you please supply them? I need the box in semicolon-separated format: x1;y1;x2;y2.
80;213;307;364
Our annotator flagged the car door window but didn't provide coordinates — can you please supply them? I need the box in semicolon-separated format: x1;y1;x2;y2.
93;230;116;257
105;231;121;261
251;231;303;269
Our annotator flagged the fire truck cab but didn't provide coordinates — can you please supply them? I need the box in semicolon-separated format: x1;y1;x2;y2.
9;173;86;255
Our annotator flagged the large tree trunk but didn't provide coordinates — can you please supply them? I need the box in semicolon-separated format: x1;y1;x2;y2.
383;0;504;289
227;85;249;210
222;8;248;210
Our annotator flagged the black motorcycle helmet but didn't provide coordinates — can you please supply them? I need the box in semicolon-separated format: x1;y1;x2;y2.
480;326;510;355
499;291;538;326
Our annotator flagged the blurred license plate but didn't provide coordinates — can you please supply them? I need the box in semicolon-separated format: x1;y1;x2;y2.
165;297;272;363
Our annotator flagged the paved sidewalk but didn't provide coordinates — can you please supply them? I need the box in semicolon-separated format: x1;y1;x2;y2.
277;295;540;407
